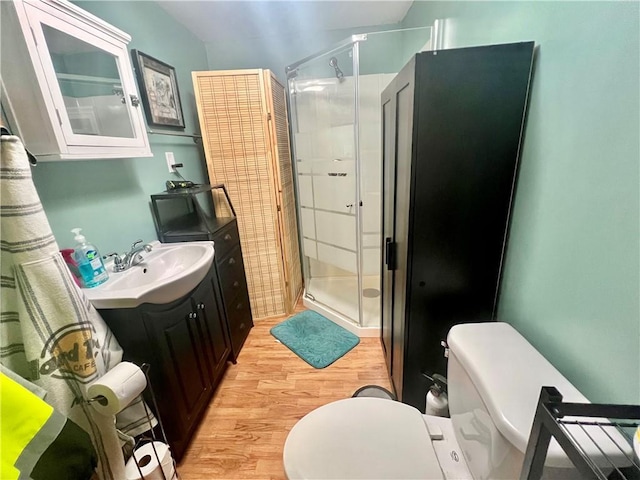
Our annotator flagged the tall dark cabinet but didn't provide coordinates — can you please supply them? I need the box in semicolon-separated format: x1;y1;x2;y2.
381;42;535;412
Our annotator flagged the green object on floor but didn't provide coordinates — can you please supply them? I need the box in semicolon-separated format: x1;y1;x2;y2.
270;310;360;368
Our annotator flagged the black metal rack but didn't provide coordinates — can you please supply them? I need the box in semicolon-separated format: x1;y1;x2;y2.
131;363;178;480
521;386;640;480
150;183;236;243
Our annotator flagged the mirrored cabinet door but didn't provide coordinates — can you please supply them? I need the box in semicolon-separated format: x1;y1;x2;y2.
42;24;136;140
24;2;147;148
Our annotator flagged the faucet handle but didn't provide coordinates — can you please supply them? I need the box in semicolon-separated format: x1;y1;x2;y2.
130;239;143;250
104;252;122;264
104;252;125;272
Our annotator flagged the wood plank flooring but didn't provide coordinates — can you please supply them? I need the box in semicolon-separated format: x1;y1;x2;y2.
178;304;392;479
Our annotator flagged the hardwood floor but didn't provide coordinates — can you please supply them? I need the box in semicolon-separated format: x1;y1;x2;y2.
177;304;392;479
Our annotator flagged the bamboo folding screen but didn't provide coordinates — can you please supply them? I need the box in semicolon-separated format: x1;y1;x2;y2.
193;69;302;319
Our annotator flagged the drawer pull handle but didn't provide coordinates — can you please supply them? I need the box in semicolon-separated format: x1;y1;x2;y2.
224;234;232;241
188;312;197;319
228;258;236;265
233;281;240;288
197;303;205;310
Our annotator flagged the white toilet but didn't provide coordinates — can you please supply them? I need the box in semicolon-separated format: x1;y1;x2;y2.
284;322;631;479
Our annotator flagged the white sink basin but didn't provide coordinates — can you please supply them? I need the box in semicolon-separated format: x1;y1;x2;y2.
84;241;215;309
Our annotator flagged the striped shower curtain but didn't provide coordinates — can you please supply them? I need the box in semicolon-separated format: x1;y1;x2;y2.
0;135;145;479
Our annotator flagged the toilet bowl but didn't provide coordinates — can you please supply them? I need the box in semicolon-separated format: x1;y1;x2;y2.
283;322;631;479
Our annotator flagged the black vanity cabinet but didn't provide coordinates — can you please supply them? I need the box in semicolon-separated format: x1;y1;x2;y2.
211;219;254;361
381;43;535;412
99;265;230;461
192;273;232;377
150;185;254;361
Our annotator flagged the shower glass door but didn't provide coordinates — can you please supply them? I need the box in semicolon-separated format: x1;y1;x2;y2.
288;27;432;330
289;45;361;324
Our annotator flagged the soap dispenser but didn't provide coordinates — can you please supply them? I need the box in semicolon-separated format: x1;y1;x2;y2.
71;228;108;288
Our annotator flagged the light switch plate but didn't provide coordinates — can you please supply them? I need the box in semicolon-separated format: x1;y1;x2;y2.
165;152;176;172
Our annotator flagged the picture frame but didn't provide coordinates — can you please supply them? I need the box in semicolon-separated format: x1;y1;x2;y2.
131;50;185;129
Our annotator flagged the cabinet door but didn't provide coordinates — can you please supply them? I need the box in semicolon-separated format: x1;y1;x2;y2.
191;275;230;381
142;297;211;433
391;65;417;403
21;1;148;150
381;91;395;379
381;59;416;401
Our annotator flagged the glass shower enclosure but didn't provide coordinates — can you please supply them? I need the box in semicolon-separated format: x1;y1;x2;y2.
286;28;432;335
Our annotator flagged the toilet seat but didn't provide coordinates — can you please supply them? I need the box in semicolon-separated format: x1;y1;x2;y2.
283;397;444;479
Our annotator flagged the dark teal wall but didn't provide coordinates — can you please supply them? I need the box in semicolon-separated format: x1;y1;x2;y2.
403;1;639;404
33;1;209;253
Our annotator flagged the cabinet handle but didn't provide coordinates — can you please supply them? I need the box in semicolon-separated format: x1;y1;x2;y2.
228;257;236;265
239;322;245;330
385;237;395;271
236;303;243;310
130;95;140;107
197;303;205;310
224;234;232;241
188;312;197;319
233;281;240;288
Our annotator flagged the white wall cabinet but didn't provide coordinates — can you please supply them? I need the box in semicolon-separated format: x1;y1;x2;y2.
1;0;151;161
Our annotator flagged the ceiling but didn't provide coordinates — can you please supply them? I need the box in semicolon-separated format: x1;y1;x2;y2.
157;1;413;44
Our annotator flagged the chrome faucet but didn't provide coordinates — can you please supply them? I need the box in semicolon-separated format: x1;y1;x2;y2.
105;240;153;272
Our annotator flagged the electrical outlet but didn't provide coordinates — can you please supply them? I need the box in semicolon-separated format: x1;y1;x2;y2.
165;152;176;173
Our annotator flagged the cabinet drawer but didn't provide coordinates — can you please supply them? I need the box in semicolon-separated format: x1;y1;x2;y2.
225;287;253;355
212;221;240;260
217;250;247;306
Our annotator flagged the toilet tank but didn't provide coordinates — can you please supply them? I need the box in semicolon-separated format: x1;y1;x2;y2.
446;322;630;479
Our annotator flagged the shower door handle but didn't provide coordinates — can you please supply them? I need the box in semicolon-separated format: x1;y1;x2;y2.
385;237;395;270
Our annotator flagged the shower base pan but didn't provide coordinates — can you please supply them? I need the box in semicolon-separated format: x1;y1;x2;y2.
303;275;380;337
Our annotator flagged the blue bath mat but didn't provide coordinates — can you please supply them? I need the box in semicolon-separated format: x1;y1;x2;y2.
270;310;360;368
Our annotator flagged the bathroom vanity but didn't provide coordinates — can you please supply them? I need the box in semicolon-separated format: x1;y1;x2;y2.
99;264;227;460
150;185;254;361
99;255;249;461
98;187;254;459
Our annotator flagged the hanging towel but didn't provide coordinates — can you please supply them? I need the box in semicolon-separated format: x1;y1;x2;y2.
0;136;154;479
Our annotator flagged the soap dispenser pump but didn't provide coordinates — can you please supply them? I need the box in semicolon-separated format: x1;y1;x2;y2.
71;228;108;288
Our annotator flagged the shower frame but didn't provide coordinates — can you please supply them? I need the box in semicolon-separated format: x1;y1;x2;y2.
286;28;433;336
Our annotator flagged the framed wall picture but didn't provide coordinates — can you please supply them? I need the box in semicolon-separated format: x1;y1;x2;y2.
131;50;185;129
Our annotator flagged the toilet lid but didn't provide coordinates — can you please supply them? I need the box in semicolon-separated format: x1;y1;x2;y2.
284;398;444;479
